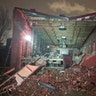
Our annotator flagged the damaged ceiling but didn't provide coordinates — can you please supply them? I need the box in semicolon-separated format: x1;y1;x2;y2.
21;8;96;49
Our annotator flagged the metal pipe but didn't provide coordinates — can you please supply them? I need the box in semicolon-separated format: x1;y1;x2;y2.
39;81;60;91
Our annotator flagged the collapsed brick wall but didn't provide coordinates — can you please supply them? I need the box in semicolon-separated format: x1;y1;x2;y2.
10;65;96;96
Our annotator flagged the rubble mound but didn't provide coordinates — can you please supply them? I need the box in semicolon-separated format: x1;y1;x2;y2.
6;65;96;96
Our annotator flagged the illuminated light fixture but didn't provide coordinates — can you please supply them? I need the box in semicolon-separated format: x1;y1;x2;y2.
76;18;82;21
85;16;90;19
62;36;66;39
62;36;67;42
59;25;67;30
25;35;31;41
47;45;50;48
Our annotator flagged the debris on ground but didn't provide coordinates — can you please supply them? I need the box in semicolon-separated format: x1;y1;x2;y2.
7;65;96;96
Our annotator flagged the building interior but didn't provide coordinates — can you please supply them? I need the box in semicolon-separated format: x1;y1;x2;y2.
0;7;96;96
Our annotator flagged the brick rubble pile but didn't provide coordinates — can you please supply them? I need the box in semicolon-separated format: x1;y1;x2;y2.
11;65;96;96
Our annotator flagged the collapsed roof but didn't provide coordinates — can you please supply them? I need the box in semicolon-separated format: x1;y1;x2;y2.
17;7;96;48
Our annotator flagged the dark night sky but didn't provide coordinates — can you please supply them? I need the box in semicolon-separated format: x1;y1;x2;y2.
0;0;96;16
